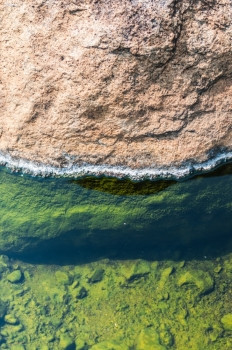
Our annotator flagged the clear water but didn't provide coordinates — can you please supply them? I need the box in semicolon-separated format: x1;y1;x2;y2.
0;164;231;349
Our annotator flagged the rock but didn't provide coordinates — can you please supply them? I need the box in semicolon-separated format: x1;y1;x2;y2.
4;314;18;325
135;328;167;350
59;333;76;350
88;268;105;284
221;314;232;331
77;287;88;300
0;0;231;173
177;270;214;295
75;338;87;350
55;271;72;285
11;346;25;350
214;266;222;274
91;340;129;350
127;260;151;283
157;267;174;290
159;325;174;347
7;270;23;283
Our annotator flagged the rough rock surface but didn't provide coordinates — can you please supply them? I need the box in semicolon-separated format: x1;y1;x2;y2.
1;0;232;170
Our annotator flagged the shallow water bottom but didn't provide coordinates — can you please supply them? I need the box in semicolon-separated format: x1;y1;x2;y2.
0;248;232;350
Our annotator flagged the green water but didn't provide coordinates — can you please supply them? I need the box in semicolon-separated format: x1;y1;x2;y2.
0;165;231;349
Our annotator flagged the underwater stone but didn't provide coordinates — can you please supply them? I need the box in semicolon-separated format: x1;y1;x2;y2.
75;338;87;350
11;345;25;350
4;314;18;325
55;271;72;286
221;314;232;331
127;260;151;283
135;328;167;350
77;287;88;300
91;340;129;350
177;270;214;295
159;326;174;347
88;268;105;284
60;333;76;350
157;267;174;291
7;270;23;284
214;266;222;274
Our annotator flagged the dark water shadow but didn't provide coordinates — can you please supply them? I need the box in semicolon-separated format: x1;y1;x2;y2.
9;225;232;266
7;161;232;265
71;177;177;196
70;161;232;197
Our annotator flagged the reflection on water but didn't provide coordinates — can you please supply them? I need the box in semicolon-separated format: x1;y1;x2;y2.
0;163;231;348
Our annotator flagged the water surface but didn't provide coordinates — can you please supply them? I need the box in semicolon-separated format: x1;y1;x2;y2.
0;164;231;349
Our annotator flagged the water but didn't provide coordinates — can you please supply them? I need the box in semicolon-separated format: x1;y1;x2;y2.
0;164;231;349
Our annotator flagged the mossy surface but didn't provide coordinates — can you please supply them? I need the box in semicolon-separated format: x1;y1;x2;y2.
0;253;231;349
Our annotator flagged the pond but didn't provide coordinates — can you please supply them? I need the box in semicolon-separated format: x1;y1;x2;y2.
0;163;231;349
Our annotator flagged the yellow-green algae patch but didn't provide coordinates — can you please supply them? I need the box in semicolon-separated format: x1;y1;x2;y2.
0;253;231;349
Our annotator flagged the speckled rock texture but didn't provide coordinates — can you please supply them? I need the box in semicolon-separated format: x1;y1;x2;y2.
0;0;232;169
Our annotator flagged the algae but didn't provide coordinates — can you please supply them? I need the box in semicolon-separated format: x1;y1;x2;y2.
0;165;231;255
0;253;230;349
0;164;230;348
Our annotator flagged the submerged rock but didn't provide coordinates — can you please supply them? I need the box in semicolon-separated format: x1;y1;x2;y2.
127;260;151;283
88;268;105;284
135;328;167;350
59;333;76;350
4;314;18;325
221;314;232;331
77;287;88;300
7;270;23;284
177;270;214;296
55;271;72;286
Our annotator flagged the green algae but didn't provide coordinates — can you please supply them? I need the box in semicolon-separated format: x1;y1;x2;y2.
0;253;231;349
221;314;232;331
0;164;231;348
0;165;231;255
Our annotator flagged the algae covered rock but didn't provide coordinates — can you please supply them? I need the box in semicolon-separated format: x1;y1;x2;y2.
177;270;214;296
55;271;72;286
7;270;23;284
91;340;129;350
135;328;167;350
4;314;18;325
77;287;88;300
59;333;75;350
127;260;151;283
88;268;105;284
11;346;25;350
221;314;232;331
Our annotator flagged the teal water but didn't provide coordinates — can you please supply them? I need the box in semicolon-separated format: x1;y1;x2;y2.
0;164;231;349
